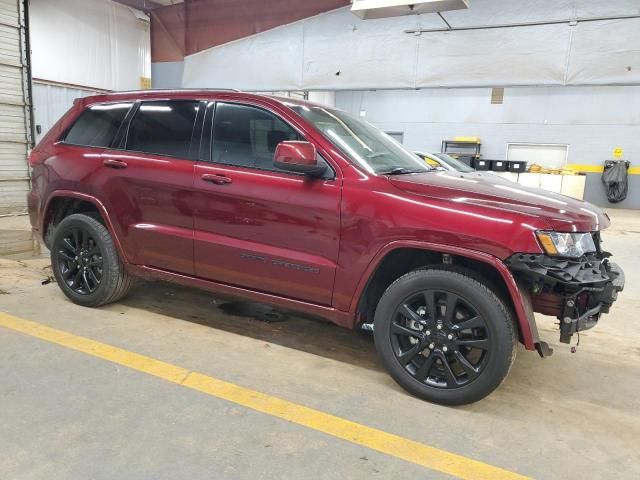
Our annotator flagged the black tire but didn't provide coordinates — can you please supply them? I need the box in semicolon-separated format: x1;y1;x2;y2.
373;266;517;405
50;213;132;307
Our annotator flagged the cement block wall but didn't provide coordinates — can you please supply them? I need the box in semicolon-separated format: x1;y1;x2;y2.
335;86;640;209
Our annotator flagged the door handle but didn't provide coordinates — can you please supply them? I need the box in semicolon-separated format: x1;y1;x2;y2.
201;173;232;185
103;158;128;169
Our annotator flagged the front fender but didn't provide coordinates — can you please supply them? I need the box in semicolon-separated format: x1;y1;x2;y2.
349;240;539;351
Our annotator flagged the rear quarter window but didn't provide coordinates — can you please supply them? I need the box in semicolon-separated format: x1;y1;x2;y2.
64;103;133;148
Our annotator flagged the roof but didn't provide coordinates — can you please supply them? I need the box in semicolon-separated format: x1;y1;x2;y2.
76;88;338;114
77;89;327;110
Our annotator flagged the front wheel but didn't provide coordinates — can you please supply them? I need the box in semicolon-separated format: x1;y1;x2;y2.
373;267;517;405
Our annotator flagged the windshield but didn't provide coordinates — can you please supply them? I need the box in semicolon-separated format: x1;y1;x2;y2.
288;104;432;175
432;153;475;173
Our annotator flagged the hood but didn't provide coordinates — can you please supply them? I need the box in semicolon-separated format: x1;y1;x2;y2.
388;171;609;232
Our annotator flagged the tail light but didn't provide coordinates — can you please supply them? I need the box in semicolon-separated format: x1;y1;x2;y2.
28;149;40;167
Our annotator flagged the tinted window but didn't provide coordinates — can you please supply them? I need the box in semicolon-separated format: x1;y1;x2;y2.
212;103;302;171
65;103;132;148
289;104;432;175
126;101;199;158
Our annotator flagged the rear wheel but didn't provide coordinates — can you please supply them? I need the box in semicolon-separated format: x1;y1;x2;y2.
50;214;132;307
373;267;516;405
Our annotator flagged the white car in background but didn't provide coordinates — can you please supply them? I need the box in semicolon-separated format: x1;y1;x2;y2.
413;152;520;184
414;151;477;173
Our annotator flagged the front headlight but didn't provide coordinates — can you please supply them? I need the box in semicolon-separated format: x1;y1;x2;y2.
536;231;596;258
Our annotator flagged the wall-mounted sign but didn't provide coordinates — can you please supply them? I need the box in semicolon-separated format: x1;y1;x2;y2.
613;147;624;159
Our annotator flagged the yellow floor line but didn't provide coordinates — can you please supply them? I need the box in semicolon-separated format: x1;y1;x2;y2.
0;312;531;480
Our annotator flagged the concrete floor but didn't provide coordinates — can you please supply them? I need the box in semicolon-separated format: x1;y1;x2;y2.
0;211;639;479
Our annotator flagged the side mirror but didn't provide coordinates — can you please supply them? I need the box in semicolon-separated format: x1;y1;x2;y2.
273;141;327;177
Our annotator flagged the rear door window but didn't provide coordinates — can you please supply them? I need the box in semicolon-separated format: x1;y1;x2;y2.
125;101;200;158
64;102;132;148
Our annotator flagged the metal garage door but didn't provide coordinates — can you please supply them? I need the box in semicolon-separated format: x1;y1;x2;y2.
0;0;31;215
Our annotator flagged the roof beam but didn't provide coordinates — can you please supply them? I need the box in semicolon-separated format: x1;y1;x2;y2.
111;0;164;13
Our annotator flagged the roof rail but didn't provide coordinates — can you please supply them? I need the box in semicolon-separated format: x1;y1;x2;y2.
85;88;243;97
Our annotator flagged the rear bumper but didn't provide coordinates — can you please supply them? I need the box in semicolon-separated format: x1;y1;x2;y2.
27;190;40;232
506;253;624;346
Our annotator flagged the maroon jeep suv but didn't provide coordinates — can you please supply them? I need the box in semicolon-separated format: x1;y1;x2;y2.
28;90;624;405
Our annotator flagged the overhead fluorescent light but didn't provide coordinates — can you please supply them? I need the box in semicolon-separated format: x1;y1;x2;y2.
351;0;469;20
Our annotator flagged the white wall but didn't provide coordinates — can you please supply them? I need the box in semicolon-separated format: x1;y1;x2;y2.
151;61;184;89
307;91;336;107
335;86;640;208
335;86;640;163
183;1;640;91
30;0;151;91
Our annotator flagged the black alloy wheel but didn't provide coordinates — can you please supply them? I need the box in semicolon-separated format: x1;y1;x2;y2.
57;227;103;295
50;213;132;307
390;289;491;389
373;267;516;405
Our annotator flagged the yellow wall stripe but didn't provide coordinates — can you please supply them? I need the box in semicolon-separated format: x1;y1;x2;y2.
0;312;531;480
566;164;640;175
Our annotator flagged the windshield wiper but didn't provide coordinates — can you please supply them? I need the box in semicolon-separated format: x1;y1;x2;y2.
379;167;427;175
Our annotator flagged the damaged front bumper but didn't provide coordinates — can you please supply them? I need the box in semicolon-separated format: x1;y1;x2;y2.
505;249;625;348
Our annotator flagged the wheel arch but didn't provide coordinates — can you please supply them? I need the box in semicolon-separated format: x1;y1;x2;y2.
42;190;129;262
351;241;538;351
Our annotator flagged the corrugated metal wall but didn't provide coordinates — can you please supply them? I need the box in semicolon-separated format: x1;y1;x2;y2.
32;82;102;145
0;0;31;215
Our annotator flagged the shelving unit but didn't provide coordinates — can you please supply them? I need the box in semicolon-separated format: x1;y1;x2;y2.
441;140;482;165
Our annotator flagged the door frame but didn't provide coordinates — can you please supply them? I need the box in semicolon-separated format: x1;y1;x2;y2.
197;98;342;180
505;142;569;170
110;99;207;160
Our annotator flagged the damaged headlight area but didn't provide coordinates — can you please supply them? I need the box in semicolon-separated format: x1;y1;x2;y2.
536;231;596;258
506;233;624;348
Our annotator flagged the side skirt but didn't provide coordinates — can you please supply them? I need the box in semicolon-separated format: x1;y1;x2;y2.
126;264;354;329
